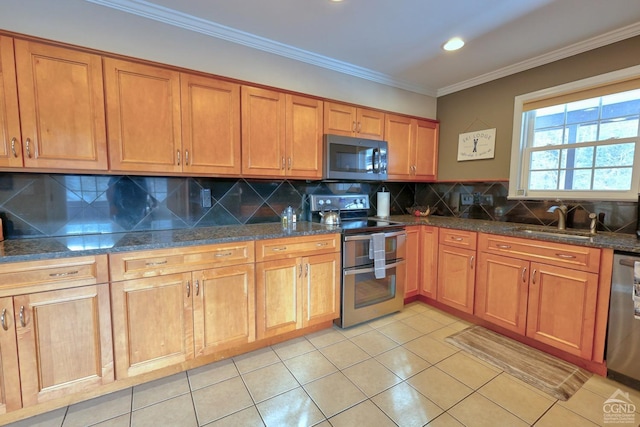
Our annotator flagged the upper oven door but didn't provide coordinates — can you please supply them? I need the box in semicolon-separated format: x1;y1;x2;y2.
343;230;406;269
324;134;388;181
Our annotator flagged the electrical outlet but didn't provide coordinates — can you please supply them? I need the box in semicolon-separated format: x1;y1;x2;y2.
460;194;474;206
201;188;212;208
481;195;494;206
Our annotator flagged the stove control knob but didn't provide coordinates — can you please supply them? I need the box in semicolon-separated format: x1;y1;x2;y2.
318;200;324;206
325;200;332;205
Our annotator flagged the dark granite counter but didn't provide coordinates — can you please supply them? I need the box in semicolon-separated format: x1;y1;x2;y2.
389;215;640;254
0;221;339;263
2;215;640;264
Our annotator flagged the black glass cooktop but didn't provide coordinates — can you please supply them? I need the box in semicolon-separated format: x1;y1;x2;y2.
340;218;405;234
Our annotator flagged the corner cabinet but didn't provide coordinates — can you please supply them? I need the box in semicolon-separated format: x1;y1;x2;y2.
323;102;385;140
0;255;112;409
0;37;108;171
109;241;255;378
255;234;340;339
404;225;421;298
437;229;477;313
420;225;439;299
241;86;322;179
385;113;438;181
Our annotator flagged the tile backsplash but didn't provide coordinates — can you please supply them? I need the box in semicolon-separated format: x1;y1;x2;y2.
0;173;636;239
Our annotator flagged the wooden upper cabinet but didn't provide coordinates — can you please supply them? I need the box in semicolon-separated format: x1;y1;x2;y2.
285;94;323;179
0;36;22;168
241;86;286;177
181;73;241;175
385;113;438;181
324;102;384;140
414;119;438;180
12;39;107;170
385;114;413;179
105;58;182;173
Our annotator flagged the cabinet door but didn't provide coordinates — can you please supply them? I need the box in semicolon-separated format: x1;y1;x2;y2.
181;74;241;175
413;119;438;181
475;253;529;335
437;245;475;313
404;226;420;298
385;114;413;180
356;108;385;140
105;58;182;173
303;252;340;327
15;284;114;406
111;273;193;379
0;297;21;414
323;102;356;137
193;264;255;357
420;226;438;299
285;94;323;179
0;36;22;168
241;86;286;177
526;263;598;359
14;40;108;170
256;258;301;339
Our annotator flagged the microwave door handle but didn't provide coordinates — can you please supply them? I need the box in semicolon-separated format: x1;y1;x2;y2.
372;148;379;173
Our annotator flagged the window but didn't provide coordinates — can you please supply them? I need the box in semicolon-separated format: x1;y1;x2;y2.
509;65;640;201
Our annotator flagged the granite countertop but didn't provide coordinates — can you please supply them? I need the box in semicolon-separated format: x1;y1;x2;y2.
0;221;340;263
2;216;640;264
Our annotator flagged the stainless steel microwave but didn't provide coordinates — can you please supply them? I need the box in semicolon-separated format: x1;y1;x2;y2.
323;134;388;181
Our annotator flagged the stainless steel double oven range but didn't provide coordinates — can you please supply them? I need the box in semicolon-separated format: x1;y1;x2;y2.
309;194;406;328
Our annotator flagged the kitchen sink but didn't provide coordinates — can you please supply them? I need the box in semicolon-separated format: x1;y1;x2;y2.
516;228;593;241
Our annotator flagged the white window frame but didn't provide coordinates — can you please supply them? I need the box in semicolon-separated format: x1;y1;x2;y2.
509;64;640;201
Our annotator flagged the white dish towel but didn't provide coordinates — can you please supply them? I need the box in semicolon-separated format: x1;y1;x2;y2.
371;233;386;279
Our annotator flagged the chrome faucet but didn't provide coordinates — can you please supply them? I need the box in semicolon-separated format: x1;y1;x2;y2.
547;200;568;230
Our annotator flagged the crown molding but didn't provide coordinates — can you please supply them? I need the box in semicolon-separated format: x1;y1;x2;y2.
86;0;437;96
86;0;640;99
437;21;640;97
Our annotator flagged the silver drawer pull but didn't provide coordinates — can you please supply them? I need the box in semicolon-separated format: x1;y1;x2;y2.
496;244;511;249
215;252;233;257
146;260;168;266
316;242;328;247
1;308;7;331
19;306;26;327
49;270;79;277
272;247;287;251
555;253;576;259
451;236;464;241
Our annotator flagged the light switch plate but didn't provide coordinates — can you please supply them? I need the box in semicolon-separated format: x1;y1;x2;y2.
201;188;212;208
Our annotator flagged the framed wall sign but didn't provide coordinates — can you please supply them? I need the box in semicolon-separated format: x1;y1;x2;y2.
457;128;496;161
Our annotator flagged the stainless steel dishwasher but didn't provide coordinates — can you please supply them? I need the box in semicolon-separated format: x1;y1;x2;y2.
607;252;640;390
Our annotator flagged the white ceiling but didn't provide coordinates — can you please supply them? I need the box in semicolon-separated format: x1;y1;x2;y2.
88;0;640;97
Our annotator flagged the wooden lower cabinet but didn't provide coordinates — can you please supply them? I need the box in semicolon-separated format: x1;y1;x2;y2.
303;252;340;327
526;262;598;359
0;297;21;414
475;252;529;335
256;257;302;339
404;226;420;298
436;229;477;314
194;264;255;357
111;273;194;379
15;284;114;406
419;226;438;299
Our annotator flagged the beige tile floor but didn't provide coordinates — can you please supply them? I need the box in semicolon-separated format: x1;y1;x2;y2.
7;302;640;427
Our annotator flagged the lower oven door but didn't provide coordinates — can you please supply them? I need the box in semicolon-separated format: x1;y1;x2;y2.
337;259;406;328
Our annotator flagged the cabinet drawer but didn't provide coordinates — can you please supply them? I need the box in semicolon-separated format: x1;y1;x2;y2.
256;234;339;262
439;228;477;250
479;233;600;273
0;255;108;296
110;241;255;281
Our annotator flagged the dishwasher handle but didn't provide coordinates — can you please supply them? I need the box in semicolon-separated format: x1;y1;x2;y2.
619;258;639;268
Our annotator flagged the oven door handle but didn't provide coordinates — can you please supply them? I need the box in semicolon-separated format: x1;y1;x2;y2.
343;260;405;276
343;230;406;242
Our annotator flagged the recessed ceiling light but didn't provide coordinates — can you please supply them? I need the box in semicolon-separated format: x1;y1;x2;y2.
443;37;465;51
